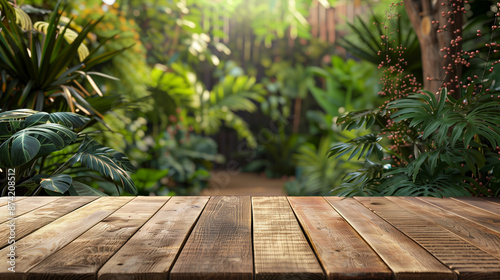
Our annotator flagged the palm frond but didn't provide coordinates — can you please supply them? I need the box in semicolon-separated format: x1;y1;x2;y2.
336;109;383;131
379;169;472;197
328;134;383;161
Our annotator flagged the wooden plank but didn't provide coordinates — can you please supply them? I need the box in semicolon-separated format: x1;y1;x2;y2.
98;196;209;280
387;196;500;260
253;196;324;280
325;197;455;280
0;196;60;223
288;197;391;280
452;197;500;216
357;197;500;279
27;196;168;280
0;196;97;248
481;197;500;204
420;197;500;234
0;196;26;207
0;196;134;279
170;196;253;280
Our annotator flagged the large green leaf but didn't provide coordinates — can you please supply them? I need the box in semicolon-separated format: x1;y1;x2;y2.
37;174;72;194
68;181;107;196
11;131;40;166
0;122;76;167
75;138;137;195
48;112;89;129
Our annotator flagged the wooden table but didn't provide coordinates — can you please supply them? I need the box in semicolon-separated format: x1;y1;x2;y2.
1;196;500;279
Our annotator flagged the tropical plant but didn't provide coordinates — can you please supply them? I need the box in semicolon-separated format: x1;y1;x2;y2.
339;4;422;81
285;135;360;196
243;129;306;178
150;62;266;148
307;55;381;116
63;0;150;100
0;109;137;196
0;0;122;118
329;86;500;197
327;1;500;197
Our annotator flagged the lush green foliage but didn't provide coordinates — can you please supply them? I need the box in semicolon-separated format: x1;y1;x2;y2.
0;109;137;195
340;4;421;81
0;0;122;118
0;1;138;196
150;62;266;148
279;55;381;195
328;2;500;197
285;135;359;196
330;86;500;197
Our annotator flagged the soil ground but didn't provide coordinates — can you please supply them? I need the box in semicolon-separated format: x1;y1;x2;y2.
200;170;290;196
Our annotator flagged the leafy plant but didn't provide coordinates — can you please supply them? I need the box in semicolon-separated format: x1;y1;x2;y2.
243;129;306;178
307;55;381;116
0;0;122;117
328;2;500;197
285;135;360;196
157;124;224;195
330;87;500;197
339;4;422;80
150;63;266;148
0;109;137;196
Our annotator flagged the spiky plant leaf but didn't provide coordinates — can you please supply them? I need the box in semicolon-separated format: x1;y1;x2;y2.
379;169;472;197
336;109;382;131
328;134;383;161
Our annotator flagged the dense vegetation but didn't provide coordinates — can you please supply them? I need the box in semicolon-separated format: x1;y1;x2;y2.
1;0;498;197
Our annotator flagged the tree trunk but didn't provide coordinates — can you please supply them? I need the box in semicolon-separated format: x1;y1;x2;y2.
404;0;463;98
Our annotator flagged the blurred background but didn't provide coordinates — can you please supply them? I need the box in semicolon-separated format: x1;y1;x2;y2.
7;0;498;196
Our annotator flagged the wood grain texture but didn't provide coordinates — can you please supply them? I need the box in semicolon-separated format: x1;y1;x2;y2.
0;196;60;223
0;196;97;248
0;196;26;207
98;196;209;280
357;197;500;279
170;196;253;280
421;197;500;233
453;197;500;215
0;196;134;279
387;196;500;260
325;197;455;280
253;196;324;280
27;196;168;280
288;197;391;280
479;197;500;204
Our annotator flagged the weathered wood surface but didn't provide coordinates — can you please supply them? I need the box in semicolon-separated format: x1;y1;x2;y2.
99;196;209;280
1;196;499;280
253;196;324;280
170;196;253;280
357;197;500;280
288;197;391;280
326;197;455;280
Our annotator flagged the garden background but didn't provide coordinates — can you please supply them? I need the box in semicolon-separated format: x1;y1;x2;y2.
1;0;499;197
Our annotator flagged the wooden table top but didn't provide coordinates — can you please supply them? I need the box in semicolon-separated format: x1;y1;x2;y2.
1;196;500;280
